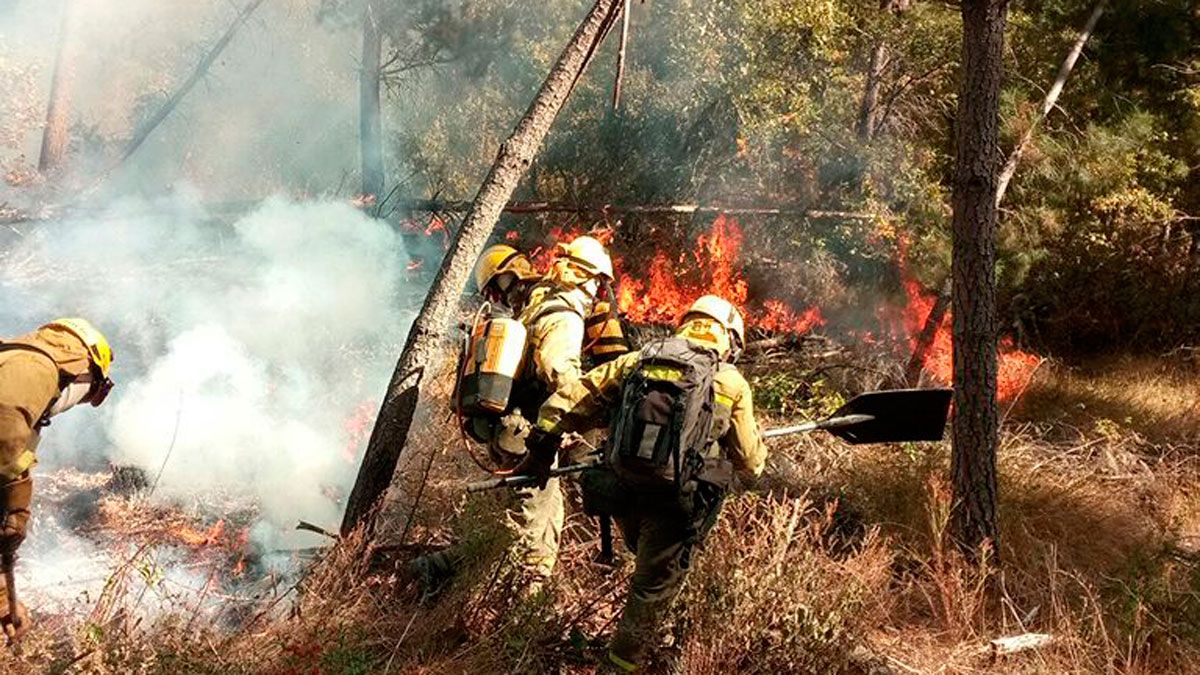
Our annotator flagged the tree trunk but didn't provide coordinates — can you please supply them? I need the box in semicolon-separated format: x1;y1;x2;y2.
360;0;385;201
341;0;623;537
119;0;267;164
994;0;1104;208
856;0;910;143
950;0;1007;558
857;42;888;142
905;278;952;387
38;0;82;174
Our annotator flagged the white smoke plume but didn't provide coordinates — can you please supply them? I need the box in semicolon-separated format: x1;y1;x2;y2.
0;194;416;544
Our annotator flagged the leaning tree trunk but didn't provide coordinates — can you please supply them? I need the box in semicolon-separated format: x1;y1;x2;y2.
342;0;623;536
38;0;82;174
994;0;1104;208
119;0;267;164
360;0;385;201
950;0;1007;558
856;0;910;143
857;42;888;142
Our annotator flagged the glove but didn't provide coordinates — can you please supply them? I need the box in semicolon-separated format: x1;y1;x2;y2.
0;475;31;557
513;428;561;489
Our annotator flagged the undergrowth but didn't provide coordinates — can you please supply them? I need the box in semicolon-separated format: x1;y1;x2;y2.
1;355;1197;673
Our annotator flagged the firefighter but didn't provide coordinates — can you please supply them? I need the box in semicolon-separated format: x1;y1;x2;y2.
0;318;115;640
524;295;766;672
413;236;618;597
506;234;615;591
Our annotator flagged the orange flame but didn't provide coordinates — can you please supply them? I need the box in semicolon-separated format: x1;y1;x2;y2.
343;400;375;463
169;519;227;547
615;215;823;334
891;241;1041;402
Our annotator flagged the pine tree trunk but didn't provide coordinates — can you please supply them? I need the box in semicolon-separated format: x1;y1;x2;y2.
360;0;385;201
38;0;82;174
341;0;622;536
950;0;1007;558
857;42;887;142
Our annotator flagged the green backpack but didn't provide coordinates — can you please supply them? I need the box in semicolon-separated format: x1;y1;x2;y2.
607;337;724;492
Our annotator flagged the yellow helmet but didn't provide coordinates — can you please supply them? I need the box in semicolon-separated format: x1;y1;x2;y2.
558;235;614;280
44;317;113;378
473;244;540;292
679;295;745;358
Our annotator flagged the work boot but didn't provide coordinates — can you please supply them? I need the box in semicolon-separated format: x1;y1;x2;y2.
0;577;29;644
407;552;455;603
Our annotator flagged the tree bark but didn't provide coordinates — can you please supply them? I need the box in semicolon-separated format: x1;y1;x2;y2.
119;0;267;164
994;0;1104;208
38;0;82;174
950;0;1007;558
341;0;623;537
857;42;888;142
360;0;385;201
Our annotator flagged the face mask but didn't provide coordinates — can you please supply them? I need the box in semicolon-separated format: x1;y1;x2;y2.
47;379;92;417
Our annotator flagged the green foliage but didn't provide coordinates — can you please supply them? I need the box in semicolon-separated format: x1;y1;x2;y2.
751;372;845;419
374;0;1199;351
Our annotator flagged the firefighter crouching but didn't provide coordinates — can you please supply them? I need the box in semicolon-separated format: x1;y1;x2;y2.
522;295;766;672
0;318;115;640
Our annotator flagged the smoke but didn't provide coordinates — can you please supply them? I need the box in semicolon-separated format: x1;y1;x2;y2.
0;0;362;202
0;195;416;543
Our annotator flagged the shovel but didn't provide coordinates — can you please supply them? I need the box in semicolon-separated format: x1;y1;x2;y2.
764;387;953;444
466;388;953;491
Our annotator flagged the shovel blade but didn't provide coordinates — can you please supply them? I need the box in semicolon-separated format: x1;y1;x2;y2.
827;388;952;445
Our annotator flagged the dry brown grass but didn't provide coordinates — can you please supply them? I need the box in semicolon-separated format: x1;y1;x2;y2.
1;353;1197;673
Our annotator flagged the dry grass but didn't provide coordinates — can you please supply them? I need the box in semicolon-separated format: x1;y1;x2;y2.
1;353;1197;673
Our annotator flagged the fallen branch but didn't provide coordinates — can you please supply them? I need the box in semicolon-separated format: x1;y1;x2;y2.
118;0;269;165
394;198;877;221
985;633;1055;659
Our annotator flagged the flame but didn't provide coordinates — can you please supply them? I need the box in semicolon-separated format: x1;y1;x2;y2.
505;229;520;241
615;215;823;335
169;519;227;547
891;241;1041;402
343;400;375;463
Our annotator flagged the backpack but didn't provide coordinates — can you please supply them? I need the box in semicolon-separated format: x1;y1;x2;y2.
607;337;723;493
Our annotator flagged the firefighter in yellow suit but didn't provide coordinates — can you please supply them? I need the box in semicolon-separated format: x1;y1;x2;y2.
413;237;627;594
508;235;618;589
0;319;115;640
526;295;766;672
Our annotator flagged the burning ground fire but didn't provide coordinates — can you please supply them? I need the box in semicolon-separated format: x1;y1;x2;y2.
22;467;304;624
520;214;1040;401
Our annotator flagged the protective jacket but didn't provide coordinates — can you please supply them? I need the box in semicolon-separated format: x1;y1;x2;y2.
535;336;766;672
536;338;767;477
0;327;92;480
500;280;596;581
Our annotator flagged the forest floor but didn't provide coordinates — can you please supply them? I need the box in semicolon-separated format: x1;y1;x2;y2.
0;347;1197;674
